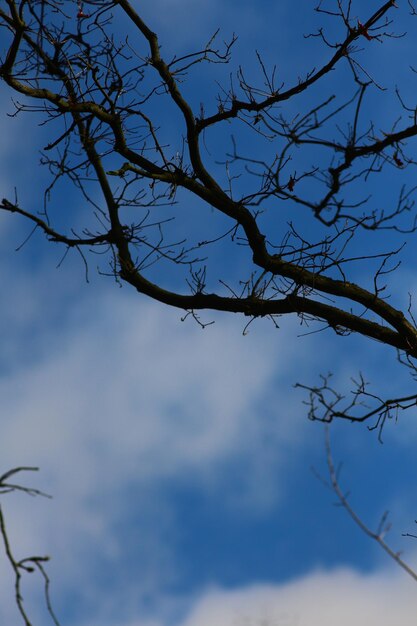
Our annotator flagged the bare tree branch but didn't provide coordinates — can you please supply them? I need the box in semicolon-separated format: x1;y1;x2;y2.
318;427;417;582
0;468;60;626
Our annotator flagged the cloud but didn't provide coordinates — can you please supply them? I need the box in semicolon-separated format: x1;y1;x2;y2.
0;287;304;495
0;270;317;619
178;566;417;626
0;263;415;626
136;0;290;58
62;563;417;626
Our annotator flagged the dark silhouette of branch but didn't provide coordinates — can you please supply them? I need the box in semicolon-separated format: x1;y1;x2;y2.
2;0;417;615
0;468;60;626
0;0;417;368
296;373;417;439
317;428;417;582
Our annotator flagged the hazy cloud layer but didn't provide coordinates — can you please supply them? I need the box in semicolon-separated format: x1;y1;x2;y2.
178;567;417;626
0;270;318;621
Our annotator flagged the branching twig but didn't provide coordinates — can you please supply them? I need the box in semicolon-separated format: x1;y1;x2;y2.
321;428;417;582
0;468;60;625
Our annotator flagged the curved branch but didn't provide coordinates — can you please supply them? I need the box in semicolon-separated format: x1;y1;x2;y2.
321;428;417;582
195;1;398;130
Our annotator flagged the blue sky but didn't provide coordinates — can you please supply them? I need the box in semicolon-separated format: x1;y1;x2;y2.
1;1;417;625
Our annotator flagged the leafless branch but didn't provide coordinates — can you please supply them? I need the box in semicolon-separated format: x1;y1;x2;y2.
0;468;60;625
319;427;417;582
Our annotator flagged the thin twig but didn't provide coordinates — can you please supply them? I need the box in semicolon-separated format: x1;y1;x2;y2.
324;427;417;582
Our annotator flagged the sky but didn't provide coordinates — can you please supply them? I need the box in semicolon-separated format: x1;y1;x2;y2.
1;1;417;625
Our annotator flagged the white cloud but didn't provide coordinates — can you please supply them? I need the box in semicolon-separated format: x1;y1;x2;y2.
0;273;317;618
177;566;417;626
0;288;304;495
63;564;417;626
0;245;413;626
